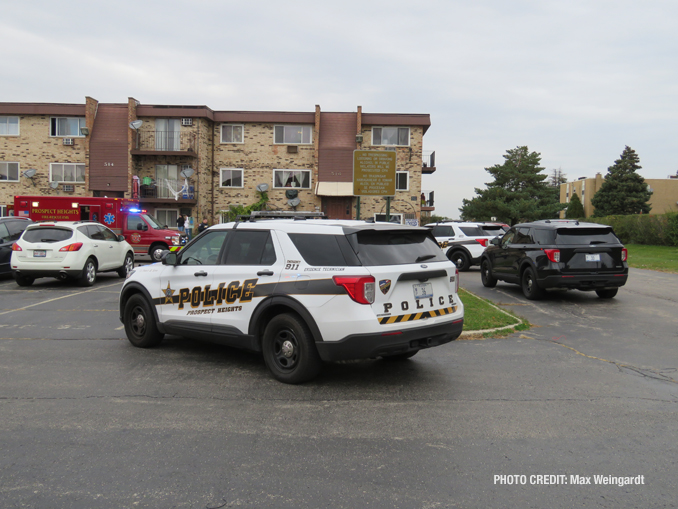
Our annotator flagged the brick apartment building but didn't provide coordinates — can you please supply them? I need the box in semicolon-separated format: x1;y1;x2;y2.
0;98;437;227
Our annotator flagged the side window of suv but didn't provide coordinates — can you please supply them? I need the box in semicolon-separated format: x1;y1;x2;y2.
513;228;534;244
501;229;516;247
224;231;276;266
6;220;30;241
431;225;453;237
179;230;229;265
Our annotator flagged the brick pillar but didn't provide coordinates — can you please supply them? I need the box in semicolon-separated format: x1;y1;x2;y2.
85;97;98;194
127;98;139;199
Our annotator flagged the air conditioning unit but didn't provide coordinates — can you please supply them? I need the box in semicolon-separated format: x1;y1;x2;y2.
181;118;193;126
287;145;298;153
63;185;75;192
63;138;74;146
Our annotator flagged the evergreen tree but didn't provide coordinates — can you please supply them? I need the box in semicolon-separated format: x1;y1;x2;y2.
592;146;652;216
565;192;585;218
459;146;562;225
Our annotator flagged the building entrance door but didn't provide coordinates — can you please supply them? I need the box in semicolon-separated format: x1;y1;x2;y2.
322;197;353;220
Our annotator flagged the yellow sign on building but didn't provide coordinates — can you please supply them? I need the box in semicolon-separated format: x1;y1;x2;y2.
353;150;396;196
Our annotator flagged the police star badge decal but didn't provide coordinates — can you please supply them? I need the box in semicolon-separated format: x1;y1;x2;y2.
163;282;176;304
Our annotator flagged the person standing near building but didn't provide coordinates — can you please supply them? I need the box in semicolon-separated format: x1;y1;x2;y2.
176;214;185;232
197;218;209;234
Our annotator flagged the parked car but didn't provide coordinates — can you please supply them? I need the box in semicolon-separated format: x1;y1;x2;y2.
425;221;501;271
11;221;135;287
119;218;464;384
480;220;628;299
0;217;34;275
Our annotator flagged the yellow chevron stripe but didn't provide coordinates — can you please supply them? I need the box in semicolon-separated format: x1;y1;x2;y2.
378;306;457;325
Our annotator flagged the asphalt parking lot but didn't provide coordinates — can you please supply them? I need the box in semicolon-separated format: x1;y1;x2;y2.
0;266;677;508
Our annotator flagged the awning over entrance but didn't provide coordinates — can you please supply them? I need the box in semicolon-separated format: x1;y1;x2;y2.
315;182;354;197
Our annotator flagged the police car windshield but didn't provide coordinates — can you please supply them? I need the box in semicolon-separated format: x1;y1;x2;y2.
141;214;163;229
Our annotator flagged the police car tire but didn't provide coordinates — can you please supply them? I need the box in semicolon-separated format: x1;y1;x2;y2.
123;294;164;348
521;267;544;300
118;252;134;278
449;250;470;272
79;258;97;287
262;313;322;384
596;288;618;299
480;259;497;288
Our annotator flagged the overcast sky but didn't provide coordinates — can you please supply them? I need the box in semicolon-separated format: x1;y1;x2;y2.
3;0;677;217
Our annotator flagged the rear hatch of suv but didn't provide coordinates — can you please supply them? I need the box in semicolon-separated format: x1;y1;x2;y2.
15;226;77;265
344;227;462;325
554;227;626;273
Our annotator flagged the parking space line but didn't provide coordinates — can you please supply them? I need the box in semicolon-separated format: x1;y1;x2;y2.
0;282;122;316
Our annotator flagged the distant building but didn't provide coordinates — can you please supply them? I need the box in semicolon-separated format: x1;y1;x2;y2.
0;98;437;223
560;173;678;217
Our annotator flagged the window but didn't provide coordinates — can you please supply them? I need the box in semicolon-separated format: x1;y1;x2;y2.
346;230;447;266
274;125;312;144
459;226;486;236
220;168;244;188
430;225;454;237
50;163;85;183
513;228;534;244
50;117;86;137
374;213;403;224
372;127;409;146
224;231;276;265
155;209;179;229
0;162;19;181
156;119;181;150
127;214;145;231
273;169;311;189
288;234;359;267
0;205;7;217
221;124;244;143
396;171;409;191
179;231;229;265
0;116;19;136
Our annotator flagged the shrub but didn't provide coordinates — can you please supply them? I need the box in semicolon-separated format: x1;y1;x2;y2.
586;213;678;246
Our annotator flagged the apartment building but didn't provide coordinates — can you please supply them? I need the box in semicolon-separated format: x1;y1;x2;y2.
560;173;678;218
0;98;437;225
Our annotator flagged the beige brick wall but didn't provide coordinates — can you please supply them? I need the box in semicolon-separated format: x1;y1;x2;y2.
1;116;88;212
213;122;320;218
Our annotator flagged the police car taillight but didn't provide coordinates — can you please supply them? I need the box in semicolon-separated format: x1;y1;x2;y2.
59;242;83;252
622;248;628;262
333;276;376;305
476;238;488;247
544;249;560;263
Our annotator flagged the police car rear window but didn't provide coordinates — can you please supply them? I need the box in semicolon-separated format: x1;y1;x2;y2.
288;234;360;267
555;228;620;245
459;226;486;237
23;227;73;243
348;230;448;266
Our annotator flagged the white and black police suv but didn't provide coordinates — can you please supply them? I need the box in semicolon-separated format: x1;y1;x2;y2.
119;217;464;384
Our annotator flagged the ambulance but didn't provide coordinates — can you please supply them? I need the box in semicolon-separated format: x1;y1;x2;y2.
13;196;182;261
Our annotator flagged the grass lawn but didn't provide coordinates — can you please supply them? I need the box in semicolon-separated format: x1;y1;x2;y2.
459;288;530;336
625;244;678;273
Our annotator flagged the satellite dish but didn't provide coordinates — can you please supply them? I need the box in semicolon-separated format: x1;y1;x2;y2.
256;183;269;193
180;167;195;178
288;197;301;207
285;189;298;199
22;169;37;178
50;181;59;189
129;120;143;130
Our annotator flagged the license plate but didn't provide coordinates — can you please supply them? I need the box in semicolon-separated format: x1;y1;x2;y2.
33;250;46;258
413;282;433;299
585;254;600;262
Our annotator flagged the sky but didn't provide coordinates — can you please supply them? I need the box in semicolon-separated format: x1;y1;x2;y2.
2;0;677;218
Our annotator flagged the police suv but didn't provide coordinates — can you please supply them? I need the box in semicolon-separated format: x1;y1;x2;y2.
425;221;505;271
119;217;464;384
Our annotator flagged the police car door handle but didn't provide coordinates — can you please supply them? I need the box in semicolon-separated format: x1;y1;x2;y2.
257;270;274;276
194;271;208;277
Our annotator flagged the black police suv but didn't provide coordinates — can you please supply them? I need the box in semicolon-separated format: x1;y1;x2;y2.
479;220;628;300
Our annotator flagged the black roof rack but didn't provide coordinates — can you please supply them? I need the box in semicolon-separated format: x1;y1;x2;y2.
236;211;327;222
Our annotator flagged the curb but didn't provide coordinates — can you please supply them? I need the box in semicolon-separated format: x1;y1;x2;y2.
458;289;524;338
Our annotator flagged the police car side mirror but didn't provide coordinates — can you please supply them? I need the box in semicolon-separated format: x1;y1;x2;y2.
490;237;500;246
162;251;177;265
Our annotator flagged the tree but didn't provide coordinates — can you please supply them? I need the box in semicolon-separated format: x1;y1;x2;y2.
459;146;562;225
548;167;567;187
592;146;652;216
565;192;585;218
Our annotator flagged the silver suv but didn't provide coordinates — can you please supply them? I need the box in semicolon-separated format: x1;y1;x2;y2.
425;221;506;271
119;218;465;384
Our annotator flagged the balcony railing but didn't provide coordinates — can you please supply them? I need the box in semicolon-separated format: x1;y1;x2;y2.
139;179;197;201
133;131;197;153
422;151;436;173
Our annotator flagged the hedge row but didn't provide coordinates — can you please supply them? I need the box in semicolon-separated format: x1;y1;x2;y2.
579;213;678;246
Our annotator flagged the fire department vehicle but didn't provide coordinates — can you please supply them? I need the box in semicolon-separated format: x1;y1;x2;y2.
13;196;181;261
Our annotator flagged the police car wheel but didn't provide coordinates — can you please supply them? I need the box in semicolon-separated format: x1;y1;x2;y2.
79;258;97;287
262;313;322;384
123;294;164;348
449;250;470;272
521;267;544;300
480;259;497;288
596;288;618;299
118;253;134;278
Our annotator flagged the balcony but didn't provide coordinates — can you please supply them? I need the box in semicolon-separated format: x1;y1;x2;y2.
421;190;435;215
131;131;198;156
422;151;436;174
137;179;198;204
